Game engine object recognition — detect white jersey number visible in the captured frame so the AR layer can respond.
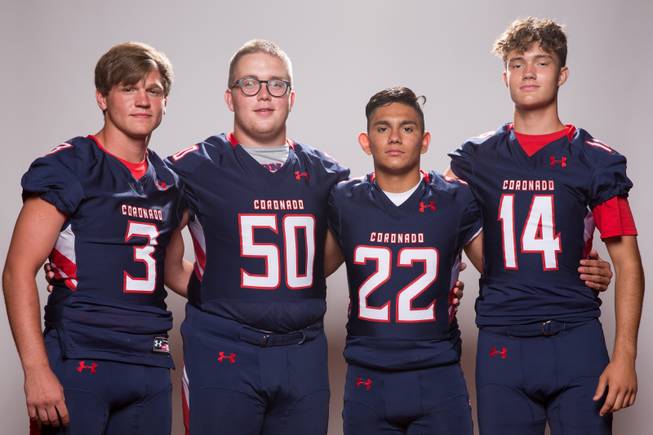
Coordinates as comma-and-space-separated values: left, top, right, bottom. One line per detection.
354, 246, 438, 323
498, 194, 561, 270
239, 214, 315, 289
124, 221, 159, 294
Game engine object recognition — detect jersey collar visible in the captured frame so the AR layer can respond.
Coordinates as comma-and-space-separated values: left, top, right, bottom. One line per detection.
227, 132, 295, 149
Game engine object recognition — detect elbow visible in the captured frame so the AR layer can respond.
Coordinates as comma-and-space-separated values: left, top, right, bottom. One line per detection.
2, 262, 14, 297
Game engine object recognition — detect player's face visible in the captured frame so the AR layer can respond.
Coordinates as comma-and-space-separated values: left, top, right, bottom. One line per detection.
503, 43, 568, 111
225, 52, 295, 145
359, 102, 430, 176
96, 69, 167, 141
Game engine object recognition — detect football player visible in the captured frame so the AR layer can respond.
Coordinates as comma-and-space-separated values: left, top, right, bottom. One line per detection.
163, 40, 613, 435
328, 87, 480, 435
447, 17, 644, 435
3, 42, 186, 435
34, 39, 468, 435
165, 40, 350, 435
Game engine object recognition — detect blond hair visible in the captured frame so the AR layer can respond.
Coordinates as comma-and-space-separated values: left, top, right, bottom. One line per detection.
228, 39, 293, 86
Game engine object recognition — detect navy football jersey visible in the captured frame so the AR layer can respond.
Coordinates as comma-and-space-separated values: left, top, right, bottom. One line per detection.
328, 171, 482, 370
21, 136, 184, 368
449, 124, 633, 327
167, 134, 349, 333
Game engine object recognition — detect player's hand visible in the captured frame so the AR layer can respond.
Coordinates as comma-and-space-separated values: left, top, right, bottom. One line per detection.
43, 263, 56, 293
593, 357, 637, 416
578, 250, 613, 292
450, 262, 467, 307
24, 366, 69, 427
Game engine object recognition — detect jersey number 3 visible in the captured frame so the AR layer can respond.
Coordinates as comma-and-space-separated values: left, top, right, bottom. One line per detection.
124, 221, 159, 294
498, 194, 561, 270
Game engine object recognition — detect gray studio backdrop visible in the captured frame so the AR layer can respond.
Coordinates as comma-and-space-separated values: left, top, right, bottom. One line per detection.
1, 1, 651, 434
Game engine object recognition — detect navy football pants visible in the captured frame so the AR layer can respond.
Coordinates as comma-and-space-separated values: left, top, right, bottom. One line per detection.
40, 329, 171, 435
343, 362, 473, 435
181, 306, 330, 435
476, 319, 612, 435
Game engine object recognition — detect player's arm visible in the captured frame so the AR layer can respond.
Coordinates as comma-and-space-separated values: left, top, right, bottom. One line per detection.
579, 250, 613, 292
593, 235, 644, 415
324, 228, 344, 278
2, 197, 69, 427
443, 167, 458, 180
463, 231, 484, 273
164, 211, 192, 297
446, 165, 482, 273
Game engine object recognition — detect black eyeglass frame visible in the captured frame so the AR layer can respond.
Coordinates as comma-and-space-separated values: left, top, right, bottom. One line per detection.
230, 78, 292, 97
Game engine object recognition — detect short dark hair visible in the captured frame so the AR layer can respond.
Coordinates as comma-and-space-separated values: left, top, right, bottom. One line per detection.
493, 17, 568, 67
365, 87, 426, 131
95, 42, 173, 96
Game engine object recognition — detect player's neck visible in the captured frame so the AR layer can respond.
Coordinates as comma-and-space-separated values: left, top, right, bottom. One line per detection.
512, 103, 565, 135
374, 168, 421, 193
94, 127, 148, 163
233, 125, 287, 148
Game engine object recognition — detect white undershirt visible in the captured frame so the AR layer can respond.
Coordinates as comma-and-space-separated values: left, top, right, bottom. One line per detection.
241, 144, 289, 172
381, 173, 424, 206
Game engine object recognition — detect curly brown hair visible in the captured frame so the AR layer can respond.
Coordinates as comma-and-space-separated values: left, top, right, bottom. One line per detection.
493, 17, 567, 67
95, 42, 173, 97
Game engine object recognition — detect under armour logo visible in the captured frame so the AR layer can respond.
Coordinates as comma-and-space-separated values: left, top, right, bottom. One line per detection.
549, 155, 567, 168
294, 171, 309, 181
355, 376, 373, 390
76, 360, 98, 374
152, 336, 170, 353
217, 352, 237, 364
419, 200, 436, 213
489, 346, 508, 359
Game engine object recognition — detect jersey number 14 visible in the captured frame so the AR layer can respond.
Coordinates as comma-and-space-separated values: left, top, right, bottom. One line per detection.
498, 194, 561, 270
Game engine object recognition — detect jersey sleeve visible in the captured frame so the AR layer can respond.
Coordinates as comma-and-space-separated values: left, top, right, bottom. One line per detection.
312, 147, 351, 182
165, 142, 210, 215
327, 184, 343, 240
448, 140, 477, 184
458, 186, 483, 247
592, 196, 638, 239
171, 181, 189, 225
21, 147, 83, 215
588, 145, 633, 208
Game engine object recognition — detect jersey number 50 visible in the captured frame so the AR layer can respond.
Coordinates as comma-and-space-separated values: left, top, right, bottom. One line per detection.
239, 214, 316, 290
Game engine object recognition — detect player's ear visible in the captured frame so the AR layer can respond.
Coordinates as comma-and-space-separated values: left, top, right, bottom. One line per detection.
502, 69, 508, 87
224, 89, 235, 112
557, 66, 569, 87
96, 89, 108, 112
288, 89, 296, 112
420, 131, 431, 154
358, 132, 372, 155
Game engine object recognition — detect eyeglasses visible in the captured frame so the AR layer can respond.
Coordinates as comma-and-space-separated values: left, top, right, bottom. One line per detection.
230, 77, 292, 97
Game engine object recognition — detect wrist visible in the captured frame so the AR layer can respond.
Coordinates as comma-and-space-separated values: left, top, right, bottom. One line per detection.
611, 348, 637, 364
22, 360, 52, 374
